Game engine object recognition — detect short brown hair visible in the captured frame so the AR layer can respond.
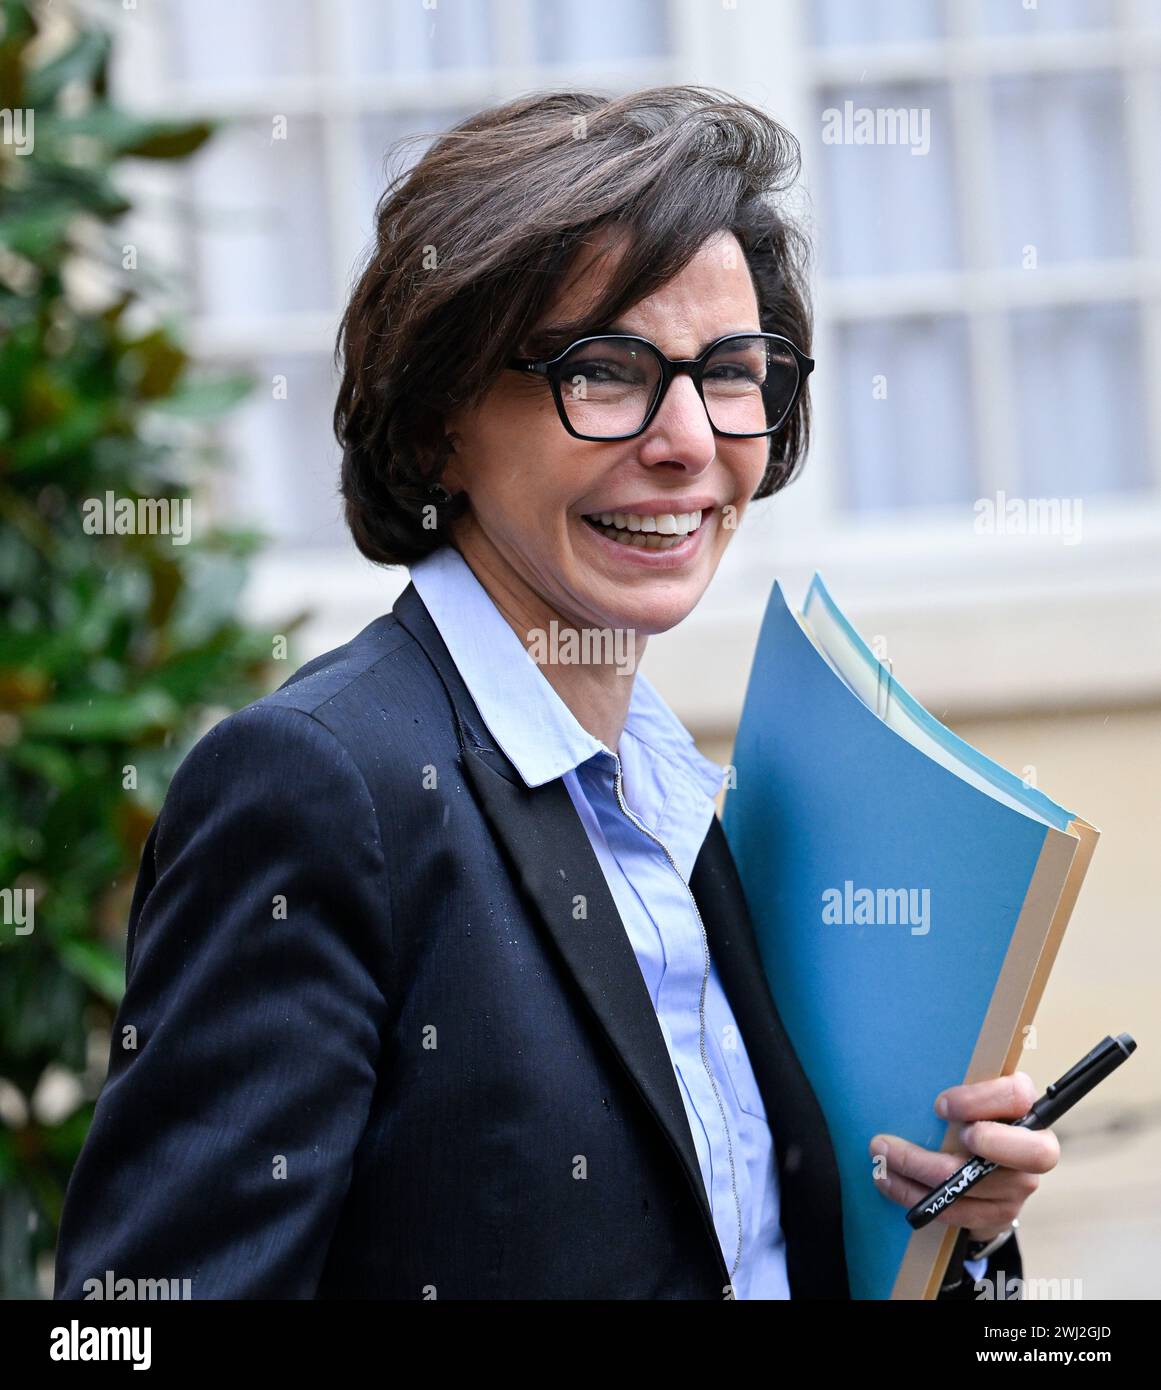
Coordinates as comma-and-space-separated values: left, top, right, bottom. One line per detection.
334, 84, 813, 567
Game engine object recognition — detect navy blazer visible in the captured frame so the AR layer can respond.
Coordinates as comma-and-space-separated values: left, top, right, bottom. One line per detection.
53, 580, 1021, 1299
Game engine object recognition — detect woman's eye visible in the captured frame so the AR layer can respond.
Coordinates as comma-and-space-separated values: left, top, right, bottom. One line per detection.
573, 360, 636, 383
706, 363, 763, 383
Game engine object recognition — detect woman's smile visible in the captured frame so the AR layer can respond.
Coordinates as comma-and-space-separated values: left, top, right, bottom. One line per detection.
576, 498, 717, 571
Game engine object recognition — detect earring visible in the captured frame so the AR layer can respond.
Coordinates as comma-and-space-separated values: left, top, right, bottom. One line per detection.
427, 482, 452, 504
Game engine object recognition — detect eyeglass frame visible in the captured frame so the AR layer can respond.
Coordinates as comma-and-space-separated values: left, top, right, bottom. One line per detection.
506, 330, 814, 442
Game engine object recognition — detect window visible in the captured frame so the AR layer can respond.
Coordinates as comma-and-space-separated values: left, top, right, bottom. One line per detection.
679, 0, 1161, 726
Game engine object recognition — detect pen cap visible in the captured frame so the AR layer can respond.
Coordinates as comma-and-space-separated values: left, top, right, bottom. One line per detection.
1037, 1033, 1136, 1125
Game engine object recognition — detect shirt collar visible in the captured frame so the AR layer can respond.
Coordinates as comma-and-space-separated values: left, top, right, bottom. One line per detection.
408, 543, 724, 802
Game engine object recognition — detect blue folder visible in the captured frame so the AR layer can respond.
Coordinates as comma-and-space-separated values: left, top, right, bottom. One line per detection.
721, 575, 1097, 1299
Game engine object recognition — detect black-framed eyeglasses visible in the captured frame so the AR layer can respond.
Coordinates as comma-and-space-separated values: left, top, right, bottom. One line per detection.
506, 331, 814, 442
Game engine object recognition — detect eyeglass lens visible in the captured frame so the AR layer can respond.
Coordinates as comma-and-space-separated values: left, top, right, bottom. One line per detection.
555, 335, 800, 438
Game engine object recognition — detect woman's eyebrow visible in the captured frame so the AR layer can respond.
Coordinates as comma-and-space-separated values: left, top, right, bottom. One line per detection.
522, 321, 763, 356
601, 323, 764, 353
520, 321, 579, 356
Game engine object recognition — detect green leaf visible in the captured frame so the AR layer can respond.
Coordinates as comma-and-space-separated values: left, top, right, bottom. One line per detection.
56, 939, 125, 1006
7, 401, 117, 473
21, 688, 180, 741
36, 110, 218, 162
5, 741, 77, 790
122, 120, 218, 162
0, 202, 75, 258
23, 31, 111, 107
120, 330, 188, 401
146, 372, 257, 419
12, 160, 133, 221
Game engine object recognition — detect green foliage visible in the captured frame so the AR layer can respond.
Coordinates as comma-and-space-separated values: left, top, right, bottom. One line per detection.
0, 0, 300, 1295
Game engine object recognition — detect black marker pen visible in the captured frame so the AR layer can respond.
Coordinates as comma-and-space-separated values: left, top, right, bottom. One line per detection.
906, 1032, 1137, 1231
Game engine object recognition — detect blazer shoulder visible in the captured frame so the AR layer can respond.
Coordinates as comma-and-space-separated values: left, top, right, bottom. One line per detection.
266, 610, 420, 716
278, 609, 450, 709
166, 610, 460, 815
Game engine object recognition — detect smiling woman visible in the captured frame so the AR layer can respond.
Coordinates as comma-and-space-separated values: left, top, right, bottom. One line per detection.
53, 84, 1037, 1303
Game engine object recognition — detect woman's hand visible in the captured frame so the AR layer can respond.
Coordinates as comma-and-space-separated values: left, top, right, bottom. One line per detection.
868, 1071, 1059, 1242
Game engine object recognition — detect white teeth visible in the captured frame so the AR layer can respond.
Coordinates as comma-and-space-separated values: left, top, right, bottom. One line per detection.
582, 508, 706, 551
585, 509, 703, 536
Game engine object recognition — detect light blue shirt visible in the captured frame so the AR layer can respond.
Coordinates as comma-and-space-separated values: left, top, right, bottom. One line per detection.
409, 543, 790, 1298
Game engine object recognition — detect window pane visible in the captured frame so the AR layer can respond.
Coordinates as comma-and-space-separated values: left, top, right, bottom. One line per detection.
813, 84, 960, 277
832, 316, 977, 511
187, 118, 333, 317
222, 354, 347, 550
988, 71, 1132, 268
976, 0, 1118, 36
533, 0, 670, 63
1010, 303, 1149, 498
336, 0, 496, 76
808, 0, 946, 46
168, 0, 320, 83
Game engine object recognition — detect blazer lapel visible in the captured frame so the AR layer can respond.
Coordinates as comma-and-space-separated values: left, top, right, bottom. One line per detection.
391, 581, 730, 1283
691, 816, 851, 1299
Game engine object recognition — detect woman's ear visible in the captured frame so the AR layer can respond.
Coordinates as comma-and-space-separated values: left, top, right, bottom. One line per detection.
442, 431, 464, 493
440, 399, 465, 489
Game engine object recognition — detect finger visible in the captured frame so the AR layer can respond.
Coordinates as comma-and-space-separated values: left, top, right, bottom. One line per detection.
919, 1164, 1039, 1209
960, 1120, 1060, 1173
868, 1137, 1039, 1204
900, 1162, 1039, 1204
869, 1134, 975, 1190
872, 1164, 1019, 1232
960, 1165, 1040, 1202
935, 1071, 1038, 1123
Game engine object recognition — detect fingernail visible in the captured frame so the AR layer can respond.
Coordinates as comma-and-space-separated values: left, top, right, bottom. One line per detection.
936, 1095, 949, 1118
869, 1137, 888, 1158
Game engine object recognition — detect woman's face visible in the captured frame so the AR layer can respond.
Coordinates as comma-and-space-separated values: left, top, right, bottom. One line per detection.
442, 227, 771, 638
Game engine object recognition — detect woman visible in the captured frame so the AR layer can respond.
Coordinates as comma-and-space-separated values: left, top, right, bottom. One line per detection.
54, 85, 1055, 1300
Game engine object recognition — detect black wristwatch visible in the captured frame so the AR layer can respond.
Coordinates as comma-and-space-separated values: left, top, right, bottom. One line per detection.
938, 1221, 1017, 1295
965, 1219, 1018, 1263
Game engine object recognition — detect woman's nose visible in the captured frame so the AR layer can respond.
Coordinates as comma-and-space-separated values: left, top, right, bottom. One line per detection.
646, 371, 717, 455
